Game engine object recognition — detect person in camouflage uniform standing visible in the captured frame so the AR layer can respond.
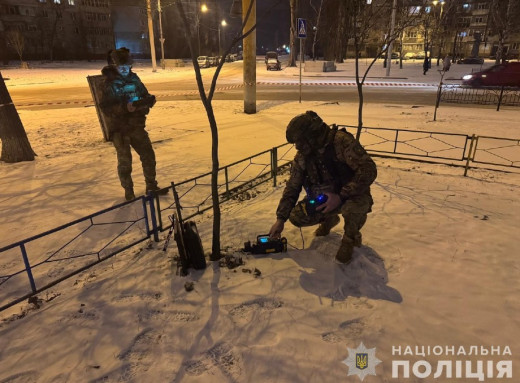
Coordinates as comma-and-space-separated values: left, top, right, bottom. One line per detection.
100, 47, 167, 201
269, 111, 377, 264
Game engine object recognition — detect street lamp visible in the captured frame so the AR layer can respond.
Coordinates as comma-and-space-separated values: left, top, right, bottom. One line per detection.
218, 19, 227, 57
432, 0, 446, 65
158, 0, 165, 68
197, 4, 208, 57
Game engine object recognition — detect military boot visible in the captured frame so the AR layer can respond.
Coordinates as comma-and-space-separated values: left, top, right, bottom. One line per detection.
315, 215, 340, 237
335, 236, 354, 264
125, 188, 136, 201
146, 183, 169, 196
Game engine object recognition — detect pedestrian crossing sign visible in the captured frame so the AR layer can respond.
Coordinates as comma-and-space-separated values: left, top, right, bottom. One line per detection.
297, 18, 307, 38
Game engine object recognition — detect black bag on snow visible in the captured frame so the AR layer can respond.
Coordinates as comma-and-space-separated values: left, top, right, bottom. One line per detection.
181, 221, 206, 270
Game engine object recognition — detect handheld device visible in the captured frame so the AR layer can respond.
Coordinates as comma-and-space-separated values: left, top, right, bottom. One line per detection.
304, 193, 328, 215
244, 235, 287, 255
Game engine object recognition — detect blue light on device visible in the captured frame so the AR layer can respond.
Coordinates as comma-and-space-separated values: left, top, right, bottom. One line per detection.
259, 237, 269, 243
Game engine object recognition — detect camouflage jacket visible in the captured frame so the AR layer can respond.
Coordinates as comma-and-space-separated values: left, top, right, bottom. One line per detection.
276, 126, 377, 221
99, 65, 152, 132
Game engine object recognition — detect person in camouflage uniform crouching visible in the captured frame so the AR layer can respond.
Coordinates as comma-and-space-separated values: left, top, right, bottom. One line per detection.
100, 47, 167, 201
269, 111, 377, 264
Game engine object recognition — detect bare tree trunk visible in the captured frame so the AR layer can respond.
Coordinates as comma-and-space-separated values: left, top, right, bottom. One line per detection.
49, 16, 59, 61
354, 34, 364, 141
495, 30, 505, 64
0, 73, 36, 162
176, 1, 257, 260
310, 0, 324, 61
289, 0, 297, 67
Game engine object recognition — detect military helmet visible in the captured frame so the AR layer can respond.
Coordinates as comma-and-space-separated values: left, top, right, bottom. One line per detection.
286, 110, 327, 144
107, 47, 133, 66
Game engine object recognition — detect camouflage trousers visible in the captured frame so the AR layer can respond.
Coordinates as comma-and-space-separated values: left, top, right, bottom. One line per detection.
112, 129, 157, 191
289, 193, 373, 247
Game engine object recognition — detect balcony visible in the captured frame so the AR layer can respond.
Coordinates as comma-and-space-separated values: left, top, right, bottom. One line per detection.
472, 9, 489, 16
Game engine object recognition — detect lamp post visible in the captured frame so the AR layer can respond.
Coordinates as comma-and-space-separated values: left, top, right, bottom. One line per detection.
218, 19, 227, 57
432, 0, 445, 66
158, 0, 165, 69
146, 0, 156, 72
386, 0, 398, 76
197, 4, 208, 57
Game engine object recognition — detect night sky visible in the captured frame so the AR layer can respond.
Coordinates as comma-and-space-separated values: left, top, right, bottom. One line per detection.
216, 0, 291, 53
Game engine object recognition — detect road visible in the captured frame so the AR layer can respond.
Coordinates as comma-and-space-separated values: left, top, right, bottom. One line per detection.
8, 60, 440, 109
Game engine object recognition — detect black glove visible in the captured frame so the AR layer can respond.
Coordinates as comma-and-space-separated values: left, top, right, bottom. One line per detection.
132, 95, 156, 110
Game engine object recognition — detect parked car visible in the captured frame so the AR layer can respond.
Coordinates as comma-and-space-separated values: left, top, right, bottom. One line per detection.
462, 62, 520, 87
265, 51, 278, 64
403, 52, 417, 60
382, 52, 400, 59
208, 56, 218, 66
266, 58, 281, 71
415, 51, 426, 59
197, 56, 210, 68
457, 57, 484, 64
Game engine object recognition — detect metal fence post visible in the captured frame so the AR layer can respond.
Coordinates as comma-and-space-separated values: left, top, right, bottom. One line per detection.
497, 86, 505, 111
20, 243, 37, 293
272, 147, 278, 187
146, 193, 159, 242
464, 134, 477, 177
434, 73, 444, 121
224, 166, 230, 197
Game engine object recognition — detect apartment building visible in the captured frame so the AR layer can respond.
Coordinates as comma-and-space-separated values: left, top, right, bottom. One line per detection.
0, 0, 114, 61
400, 0, 519, 60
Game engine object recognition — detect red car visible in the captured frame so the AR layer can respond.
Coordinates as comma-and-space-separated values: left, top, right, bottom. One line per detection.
462, 62, 520, 87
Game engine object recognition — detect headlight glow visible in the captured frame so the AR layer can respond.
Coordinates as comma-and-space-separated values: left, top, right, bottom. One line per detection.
462, 75, 473, 80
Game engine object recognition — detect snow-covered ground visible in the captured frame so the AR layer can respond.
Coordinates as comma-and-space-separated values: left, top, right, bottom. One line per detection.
0, 60, 519, 382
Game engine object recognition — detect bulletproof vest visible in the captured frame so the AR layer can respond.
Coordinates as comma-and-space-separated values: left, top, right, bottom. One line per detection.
303, 125, 355, 194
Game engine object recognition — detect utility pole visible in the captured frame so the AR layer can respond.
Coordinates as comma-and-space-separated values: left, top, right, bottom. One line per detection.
386, 0, 397, 76
158, 0, 165, 69
242, 0, 256, 114
146, 0, 157, 72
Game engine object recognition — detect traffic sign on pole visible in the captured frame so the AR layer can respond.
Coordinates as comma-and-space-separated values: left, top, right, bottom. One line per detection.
297, 18, 307, 38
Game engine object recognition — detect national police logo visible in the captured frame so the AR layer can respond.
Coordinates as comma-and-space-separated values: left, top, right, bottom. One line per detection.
342, 342, 381, 381
356, 353, 368, 370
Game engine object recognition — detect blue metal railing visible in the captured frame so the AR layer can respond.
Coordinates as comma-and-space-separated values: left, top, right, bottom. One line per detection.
2, 128, 519, 312
0, 196, 153, 311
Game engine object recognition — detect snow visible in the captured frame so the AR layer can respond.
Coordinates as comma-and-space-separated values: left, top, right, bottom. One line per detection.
0, 59, 519, 382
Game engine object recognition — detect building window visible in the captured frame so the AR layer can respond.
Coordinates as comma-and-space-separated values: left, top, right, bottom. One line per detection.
463, 3, 470, 9
54, 0, 61, 3
474, 17, 484, 23
68, 0, 75, 4
409, 6, 421, 14
406, 31, 418, 38
477, 3, 489, 10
